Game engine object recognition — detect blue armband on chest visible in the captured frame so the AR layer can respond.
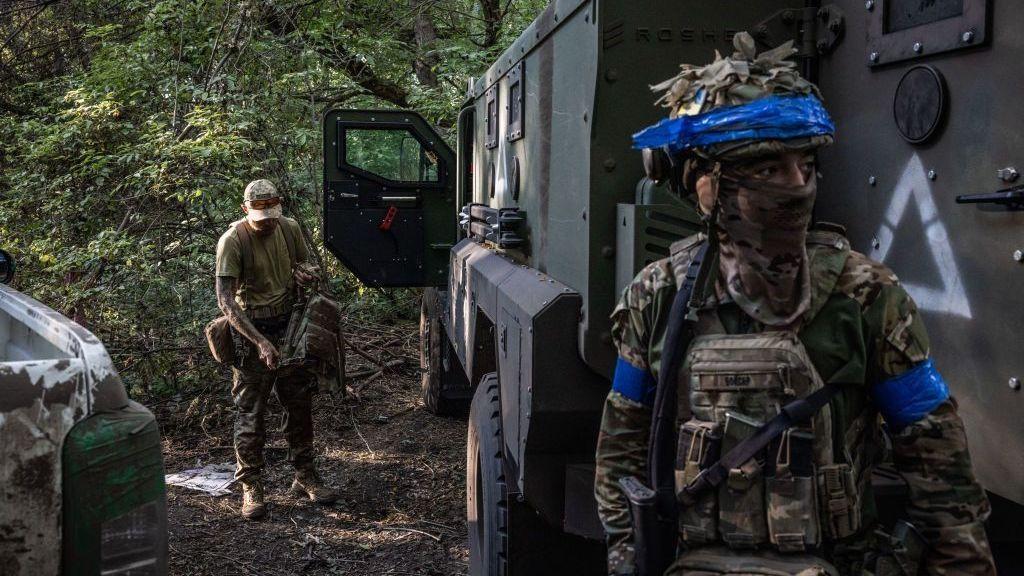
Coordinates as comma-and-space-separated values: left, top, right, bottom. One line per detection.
872, 358, 949, 429
612, 357, 657, 407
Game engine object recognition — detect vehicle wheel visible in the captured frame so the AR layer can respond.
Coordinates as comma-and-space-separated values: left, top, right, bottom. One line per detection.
467, 374, 607, 575
467, 374, 507, 576
420, 287, 469, 415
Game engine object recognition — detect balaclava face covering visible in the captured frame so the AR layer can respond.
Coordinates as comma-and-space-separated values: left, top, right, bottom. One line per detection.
713, 170, 816, 327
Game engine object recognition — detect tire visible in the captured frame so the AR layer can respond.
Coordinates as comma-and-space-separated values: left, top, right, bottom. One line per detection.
420, 287, 469, 416
467, 376, 607, 575
467, 374, 508, 576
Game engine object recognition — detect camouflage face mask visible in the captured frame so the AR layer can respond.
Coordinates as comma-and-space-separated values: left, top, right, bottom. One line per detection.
714, 174, 816, 327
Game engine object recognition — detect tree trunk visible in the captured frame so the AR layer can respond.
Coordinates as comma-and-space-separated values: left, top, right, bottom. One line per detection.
478, 0, 502, 49
410, 0, 439, 88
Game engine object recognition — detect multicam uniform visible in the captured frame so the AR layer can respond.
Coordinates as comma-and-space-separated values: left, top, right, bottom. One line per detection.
594, 229, 995, 575
215, 216, 317, 482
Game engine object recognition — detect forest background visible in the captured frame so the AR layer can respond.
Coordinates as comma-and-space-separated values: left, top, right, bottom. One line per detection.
0, 0, 544, 396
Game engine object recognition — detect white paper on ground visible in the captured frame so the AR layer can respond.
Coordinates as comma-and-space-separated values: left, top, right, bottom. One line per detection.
165, 463, 236, 497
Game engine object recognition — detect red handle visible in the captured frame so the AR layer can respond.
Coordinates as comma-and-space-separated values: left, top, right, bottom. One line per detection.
379, 205, 397, 231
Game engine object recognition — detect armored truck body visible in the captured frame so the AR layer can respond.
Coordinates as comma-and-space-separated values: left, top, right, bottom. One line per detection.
324, 0, 1024, 572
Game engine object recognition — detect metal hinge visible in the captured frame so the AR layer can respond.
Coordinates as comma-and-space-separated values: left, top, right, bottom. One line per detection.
460, 203, 526, 249
754, 4, 845, 57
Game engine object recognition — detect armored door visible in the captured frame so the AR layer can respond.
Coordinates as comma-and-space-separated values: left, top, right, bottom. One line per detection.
323, 110, 457, 287
814, 0, 1024, 506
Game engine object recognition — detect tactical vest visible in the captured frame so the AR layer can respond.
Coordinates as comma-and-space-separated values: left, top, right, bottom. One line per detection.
670, 227, 874, 569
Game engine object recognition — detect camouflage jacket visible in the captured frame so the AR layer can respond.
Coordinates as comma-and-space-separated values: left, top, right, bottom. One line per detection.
594, 228, 994, 576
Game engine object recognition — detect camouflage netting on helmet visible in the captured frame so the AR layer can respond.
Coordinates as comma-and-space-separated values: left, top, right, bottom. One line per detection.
651, 31, 833, 161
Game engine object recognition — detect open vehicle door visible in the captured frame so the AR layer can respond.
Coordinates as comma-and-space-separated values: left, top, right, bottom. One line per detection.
814, 0, 1024, 515
323, 109, 456, 287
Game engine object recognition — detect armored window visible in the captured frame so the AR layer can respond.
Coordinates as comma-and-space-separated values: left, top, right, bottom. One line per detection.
867, 0, 986, 67
507, 62, 524, 142
342, 127, 440, 183
885, 0, 963, 33
485, 86, 498, 149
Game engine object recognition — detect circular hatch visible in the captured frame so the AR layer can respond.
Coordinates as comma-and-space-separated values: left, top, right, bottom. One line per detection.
893, 65, 948, 145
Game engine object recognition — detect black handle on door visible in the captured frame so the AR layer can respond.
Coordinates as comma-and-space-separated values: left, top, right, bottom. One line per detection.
956, 186, 1024, 210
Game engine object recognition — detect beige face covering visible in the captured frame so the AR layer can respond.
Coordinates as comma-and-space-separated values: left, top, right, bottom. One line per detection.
247, 204, 282, 224
713, 174, 816, 327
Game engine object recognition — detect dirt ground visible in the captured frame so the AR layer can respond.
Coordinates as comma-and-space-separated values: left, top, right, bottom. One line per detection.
158, 319, 469, 576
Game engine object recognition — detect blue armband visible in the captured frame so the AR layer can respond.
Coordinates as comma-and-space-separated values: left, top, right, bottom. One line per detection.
612, 357, 657, 407
872, 358, 949, 430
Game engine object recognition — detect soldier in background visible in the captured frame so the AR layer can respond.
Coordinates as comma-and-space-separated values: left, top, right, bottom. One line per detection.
215, 179, 338, 520
594, 34, 995, 575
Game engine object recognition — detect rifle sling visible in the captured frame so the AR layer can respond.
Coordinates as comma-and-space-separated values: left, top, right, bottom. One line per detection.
647, 242, 709, 511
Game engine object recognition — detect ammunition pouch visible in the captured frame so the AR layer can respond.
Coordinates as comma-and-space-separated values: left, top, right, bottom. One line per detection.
718, 412, 768, 549
767, 429, 820, 552
204, 315, 234, 365
676, 420, 721, 543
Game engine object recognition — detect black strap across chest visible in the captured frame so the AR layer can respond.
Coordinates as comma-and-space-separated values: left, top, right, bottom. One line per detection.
647, 243, 709, 518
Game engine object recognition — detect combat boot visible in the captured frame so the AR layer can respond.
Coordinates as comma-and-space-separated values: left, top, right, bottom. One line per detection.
240, 479, 266, 520
290, 470, 339, 504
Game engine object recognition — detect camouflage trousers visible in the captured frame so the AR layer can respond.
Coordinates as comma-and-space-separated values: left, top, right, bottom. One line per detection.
231, 315, 315, 483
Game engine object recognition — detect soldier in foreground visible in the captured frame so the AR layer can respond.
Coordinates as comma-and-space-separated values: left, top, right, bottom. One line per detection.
215, 179, 338, 519
594, 34, 994, 575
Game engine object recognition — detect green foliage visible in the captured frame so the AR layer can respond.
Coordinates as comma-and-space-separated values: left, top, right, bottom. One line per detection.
0, 0, 546, 397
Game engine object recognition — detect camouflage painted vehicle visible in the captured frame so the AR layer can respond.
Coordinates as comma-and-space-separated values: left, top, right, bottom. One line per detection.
0, 250, 168, 575
323, 0, 1024, 573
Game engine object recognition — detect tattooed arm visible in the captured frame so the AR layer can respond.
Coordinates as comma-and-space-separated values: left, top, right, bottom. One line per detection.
216, 276, 278, 369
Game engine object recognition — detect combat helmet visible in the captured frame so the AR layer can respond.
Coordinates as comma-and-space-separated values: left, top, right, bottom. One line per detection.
634, 32, 835, 189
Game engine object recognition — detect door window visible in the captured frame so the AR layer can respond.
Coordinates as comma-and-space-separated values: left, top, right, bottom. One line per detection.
344, 128, 440, 182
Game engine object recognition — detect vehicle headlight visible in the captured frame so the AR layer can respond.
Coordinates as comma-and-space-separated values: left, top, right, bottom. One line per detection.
100, 501, 162, 575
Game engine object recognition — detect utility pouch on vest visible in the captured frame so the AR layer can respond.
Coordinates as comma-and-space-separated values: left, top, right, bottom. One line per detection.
766, 428, 821, 552
817, 463, 861, 539
676, 420, 721, 543
204, 315, 234, 365
718, 411, 768, 549
871, 521, 926, 576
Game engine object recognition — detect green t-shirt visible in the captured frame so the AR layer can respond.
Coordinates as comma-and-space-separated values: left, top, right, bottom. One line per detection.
215, 216, 308, 316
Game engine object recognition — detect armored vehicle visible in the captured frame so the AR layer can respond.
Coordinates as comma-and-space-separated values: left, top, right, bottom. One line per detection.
323, 0, 1024, 572
0, 250, 168, 575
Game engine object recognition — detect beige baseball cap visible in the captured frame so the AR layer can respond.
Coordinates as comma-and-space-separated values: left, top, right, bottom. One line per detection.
243, 179, 279, 202
243, 179, 283, 221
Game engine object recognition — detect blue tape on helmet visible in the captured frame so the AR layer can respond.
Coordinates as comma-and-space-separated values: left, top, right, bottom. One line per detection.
612, 357, 657, 406
872, 358, 950, 430
632, 94, 836, 154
